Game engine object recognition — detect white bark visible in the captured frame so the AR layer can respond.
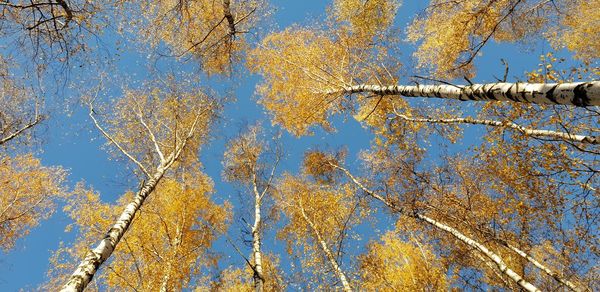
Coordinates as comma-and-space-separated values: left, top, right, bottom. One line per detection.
416, 214, 540, 292
502, 242, 581, 292
298, 203, 352, 292
393, 113, 599, 144
329, 81, 600, 107
331, 163, 540, 292
61, 166, 167, 292
251, 174, 265, 292
62, 108, 204, 292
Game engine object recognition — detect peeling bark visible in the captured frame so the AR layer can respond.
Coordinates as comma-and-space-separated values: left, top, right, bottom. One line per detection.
328, 81, 600, 107
222, 0, 236, 35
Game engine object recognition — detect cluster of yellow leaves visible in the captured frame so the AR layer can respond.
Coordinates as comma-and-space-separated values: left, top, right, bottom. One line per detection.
204, 253, 285, 291
408, 0, 535, 77
0, 57, 41, 147
130, 0, 266, 75
275, 173, 362, 287
0, 154, 66, 250
48, 174, 230, 291
359, 232, 447, 291
249, 27, 352, 135
551, 0, 600, 61
332, 0, 400, 41
222, 125, 263, 183
408, 0, 599, 77
249, 0, 401, 136
97, 81, 218, 170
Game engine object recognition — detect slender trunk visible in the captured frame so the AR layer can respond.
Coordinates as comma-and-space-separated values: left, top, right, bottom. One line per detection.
160, 222, 183, 292
503, 242, 582, 292
61, 166, 167, 292
416, 214, 540, 292
252, 177, 265, 292
298, 204, 352, 292
331, 163, 540, 292
328, 81, 600, 107
0, 115, 42, 146
222, 0, 236, 35
159, 262, 172, 292
393, 113, 598, 144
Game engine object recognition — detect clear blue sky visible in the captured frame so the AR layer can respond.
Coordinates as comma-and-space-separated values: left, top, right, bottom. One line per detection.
0, 1, 569, 290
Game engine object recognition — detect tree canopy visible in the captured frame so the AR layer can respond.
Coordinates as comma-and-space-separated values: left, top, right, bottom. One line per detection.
0, 0, 598, 291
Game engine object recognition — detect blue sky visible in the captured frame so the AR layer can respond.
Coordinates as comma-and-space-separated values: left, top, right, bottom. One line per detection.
0, 1, 574, 290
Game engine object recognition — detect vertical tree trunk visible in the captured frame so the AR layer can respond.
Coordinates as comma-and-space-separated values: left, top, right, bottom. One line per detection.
298, 204, 352, 292
61, 166, 167, 292
252, 178, 265, 292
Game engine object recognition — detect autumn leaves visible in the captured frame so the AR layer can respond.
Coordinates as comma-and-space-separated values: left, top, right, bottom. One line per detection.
0, 0, 598, 291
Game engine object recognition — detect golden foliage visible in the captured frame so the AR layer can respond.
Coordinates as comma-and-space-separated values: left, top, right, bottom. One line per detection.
48, 175, 230, 291
332, 0, 400, 41
408, 0, 600, 77
359, 232, 448, 291
249, 27, 352, 135
206, 254, 285, 291
275, 173, 363, 288
95, 80, 218, 171
0, 154, 66, 250
130, 0, 267, 75
222, 125, 263, 183
551, 0, 600, 61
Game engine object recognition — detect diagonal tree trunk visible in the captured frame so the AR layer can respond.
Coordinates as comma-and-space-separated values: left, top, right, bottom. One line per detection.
61, 104, 204, 292
298, 201, 352, 292
328, 81, 600, 107
330, 163, 544, 292
392, 113, 599, 144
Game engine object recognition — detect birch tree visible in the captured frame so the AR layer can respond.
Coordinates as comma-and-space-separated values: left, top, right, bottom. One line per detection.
0, 154, 66, 251
0, 56, 69, 252
47, 173, 229, 291
222, 125, 281, 292
59, 80, 219, 291
308, 148, 593, 291
407, 0, 600, 78
275, 170, 364, 292
124, 0, 268, 75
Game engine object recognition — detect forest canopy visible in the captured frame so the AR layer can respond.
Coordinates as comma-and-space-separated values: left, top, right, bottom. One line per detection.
0, 0, 598, 291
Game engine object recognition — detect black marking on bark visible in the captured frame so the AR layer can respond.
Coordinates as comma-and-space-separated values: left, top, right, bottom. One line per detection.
484, 85, 498, 101
572, 83, 592, 107
545, 84, 560, 104
505, 84, 517, 102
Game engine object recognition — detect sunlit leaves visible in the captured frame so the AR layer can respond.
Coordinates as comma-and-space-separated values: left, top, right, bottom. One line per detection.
93, 79, 218, 172
408, 0, 599, 77
359, 232, 448, 291
0, 154, 66, 251
249, 27, 352, 135
130, 0, 267, 75
48, 176, 229, 291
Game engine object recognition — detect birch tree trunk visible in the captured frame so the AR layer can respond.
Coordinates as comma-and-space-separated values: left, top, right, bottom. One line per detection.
330, 163, 542, 292
251, 176, 265, 292
61, 166, 167, 292
415, 214, 540, 292
393, 113, 599, 144
329, 81, 600, 107
298, 203, 352, 292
